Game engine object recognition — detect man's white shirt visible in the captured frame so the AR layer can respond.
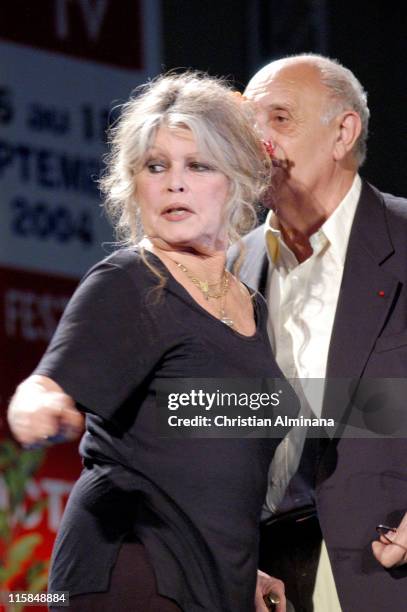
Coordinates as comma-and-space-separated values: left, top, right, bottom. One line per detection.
264, 174, 361, 511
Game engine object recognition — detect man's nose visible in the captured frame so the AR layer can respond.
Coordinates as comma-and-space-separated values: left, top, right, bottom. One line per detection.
256, 117, 274, 142
255, 118, 278, 154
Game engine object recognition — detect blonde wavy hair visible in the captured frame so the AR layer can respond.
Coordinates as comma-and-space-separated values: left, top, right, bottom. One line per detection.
100, 72, 272, 247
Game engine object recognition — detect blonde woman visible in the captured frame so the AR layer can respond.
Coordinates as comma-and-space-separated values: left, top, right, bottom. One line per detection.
8, 73, 286, 611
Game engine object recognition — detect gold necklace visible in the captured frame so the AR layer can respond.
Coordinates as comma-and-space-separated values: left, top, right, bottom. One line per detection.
175, 261, 228, 300
174, 261, 235, 328
219, 290, 234, 328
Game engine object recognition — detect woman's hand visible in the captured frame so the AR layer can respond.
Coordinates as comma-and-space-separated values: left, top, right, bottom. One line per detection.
255, 569, 286, 612
7, 374, 84, 446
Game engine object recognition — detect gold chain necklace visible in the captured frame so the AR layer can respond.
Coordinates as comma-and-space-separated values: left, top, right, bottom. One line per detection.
174, 261, 228, 300
174, 261, 235, 328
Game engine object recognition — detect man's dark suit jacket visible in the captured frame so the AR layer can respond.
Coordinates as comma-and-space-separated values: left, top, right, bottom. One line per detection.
233, 181, 407, 611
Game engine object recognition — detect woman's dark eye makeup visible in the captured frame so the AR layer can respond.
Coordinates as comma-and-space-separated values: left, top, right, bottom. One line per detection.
145, 157, 215, 173
147, 162, 165, 173
188, 161, 215, 171
145, 157, 166, 172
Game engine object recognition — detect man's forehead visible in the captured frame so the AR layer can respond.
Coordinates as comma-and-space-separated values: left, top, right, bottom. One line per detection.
246, 60, 284, 88
245, 60, 323, 97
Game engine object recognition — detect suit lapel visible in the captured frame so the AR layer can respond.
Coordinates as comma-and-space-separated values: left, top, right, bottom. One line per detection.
323, 182, 400, 421
239, 225, 269, 292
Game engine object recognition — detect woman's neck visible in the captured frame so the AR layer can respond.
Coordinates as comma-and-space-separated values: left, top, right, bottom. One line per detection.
148, 242, 227, 285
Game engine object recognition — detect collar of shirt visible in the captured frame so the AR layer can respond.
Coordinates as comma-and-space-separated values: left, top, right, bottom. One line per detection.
264, 174, 362, 268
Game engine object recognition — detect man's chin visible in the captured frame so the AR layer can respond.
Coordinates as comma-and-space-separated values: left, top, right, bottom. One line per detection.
261, 189, 278, 211
262, 173, 287, 210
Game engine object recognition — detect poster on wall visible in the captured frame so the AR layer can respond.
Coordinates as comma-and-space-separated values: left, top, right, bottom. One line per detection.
0, 0, 161, 601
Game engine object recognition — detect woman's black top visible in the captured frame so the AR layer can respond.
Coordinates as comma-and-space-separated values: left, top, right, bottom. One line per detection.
35, 248, 284, 612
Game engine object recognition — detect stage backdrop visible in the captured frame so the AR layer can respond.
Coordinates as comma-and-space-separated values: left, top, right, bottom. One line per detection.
0, 1, 161, 607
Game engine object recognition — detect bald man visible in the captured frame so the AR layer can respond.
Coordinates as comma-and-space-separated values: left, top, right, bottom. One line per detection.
231, 54, 407, 611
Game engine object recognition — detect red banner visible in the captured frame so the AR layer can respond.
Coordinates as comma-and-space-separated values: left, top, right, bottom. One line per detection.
0, 267, 81, 607
0, 266, 78, 411
0, 0, 143, 69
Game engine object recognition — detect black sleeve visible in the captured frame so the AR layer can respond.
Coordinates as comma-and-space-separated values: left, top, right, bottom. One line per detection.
34, 257, 162, 419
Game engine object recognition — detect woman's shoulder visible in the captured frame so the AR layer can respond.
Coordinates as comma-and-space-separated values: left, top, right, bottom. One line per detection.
97, 246, 146, 270
71, 247, 165, 307
83, 247, 159, 283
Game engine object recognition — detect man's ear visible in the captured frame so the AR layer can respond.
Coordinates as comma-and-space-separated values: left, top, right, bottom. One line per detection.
333, 111, 362, 161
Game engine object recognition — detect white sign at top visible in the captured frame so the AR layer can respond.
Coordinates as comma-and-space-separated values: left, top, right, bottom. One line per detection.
0, 0, 161, 278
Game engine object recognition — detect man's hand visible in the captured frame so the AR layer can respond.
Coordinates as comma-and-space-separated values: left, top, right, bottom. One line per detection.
372, 512, 407, 568
255, 569, 286, 612
7, 374, 84, 446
